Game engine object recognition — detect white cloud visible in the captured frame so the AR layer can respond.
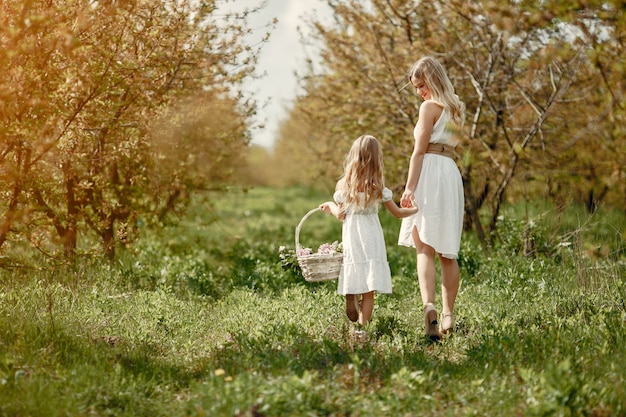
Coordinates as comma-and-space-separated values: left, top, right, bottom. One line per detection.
222, 0, 332, 149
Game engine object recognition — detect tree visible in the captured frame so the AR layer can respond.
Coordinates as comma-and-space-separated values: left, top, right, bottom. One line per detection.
444, 0, 590, 241
541, 1, 626, 212
275, 0, 625, 246
0, 0, 262, 259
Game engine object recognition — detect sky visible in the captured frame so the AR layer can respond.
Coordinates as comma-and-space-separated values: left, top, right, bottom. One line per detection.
225, 0, 333, 149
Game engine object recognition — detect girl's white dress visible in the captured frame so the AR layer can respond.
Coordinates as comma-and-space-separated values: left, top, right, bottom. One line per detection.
333, 188, 393, 295
398, 109, 464, 259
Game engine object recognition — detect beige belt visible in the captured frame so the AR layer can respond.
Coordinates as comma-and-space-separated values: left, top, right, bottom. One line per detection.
426, 143, 455, 159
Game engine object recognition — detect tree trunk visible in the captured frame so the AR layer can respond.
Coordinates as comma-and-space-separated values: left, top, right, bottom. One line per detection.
461, 165, 487, 247
62, 160, 78, 257
102, 217, 116, 260
0, 149, 24, 250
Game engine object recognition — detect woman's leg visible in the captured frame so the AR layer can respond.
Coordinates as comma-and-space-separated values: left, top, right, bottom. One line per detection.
438, 254, 459, 315
438, 254, 459, 333
412, 226, 436, 306
359, 291, 375, 325
412, 227, 441, 339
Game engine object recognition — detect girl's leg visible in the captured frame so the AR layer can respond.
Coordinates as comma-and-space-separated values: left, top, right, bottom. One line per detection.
359, 291, 375, 325
345, 294, 359, 322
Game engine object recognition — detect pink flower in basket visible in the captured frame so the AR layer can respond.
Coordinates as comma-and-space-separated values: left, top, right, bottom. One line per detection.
318, 243, 332, 254
317, 240, 342, 255
296, 247, 313, 257
291, 207, 343, 282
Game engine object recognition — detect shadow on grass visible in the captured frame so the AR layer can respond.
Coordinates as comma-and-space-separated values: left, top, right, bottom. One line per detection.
205, 316, 473, 383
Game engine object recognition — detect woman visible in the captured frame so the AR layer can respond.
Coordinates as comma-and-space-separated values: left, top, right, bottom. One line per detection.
398, 56, 465, 341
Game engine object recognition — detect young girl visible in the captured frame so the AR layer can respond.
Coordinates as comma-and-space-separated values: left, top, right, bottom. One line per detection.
320, 135, 418, 326
398, 56, 465, 340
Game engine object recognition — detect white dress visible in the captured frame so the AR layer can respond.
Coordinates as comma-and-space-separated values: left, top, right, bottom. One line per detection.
398, 109, 464, 259
334, 188, 393, 295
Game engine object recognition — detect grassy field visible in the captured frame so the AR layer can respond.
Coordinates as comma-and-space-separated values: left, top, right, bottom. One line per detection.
1, 186, 625, 416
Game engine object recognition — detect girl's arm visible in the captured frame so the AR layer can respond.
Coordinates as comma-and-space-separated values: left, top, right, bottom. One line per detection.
320, 201, 345, 221
383, 199, 418, 219
400, 100, 442, 208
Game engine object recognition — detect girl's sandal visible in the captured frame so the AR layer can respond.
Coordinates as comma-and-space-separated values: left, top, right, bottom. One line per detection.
423, 303, 441, 341
440, 312, 455, 335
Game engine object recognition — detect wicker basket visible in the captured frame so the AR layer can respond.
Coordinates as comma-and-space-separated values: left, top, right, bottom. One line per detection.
295, 207, 343, 282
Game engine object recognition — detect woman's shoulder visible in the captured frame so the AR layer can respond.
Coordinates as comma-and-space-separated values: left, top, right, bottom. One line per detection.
418, 100, 444, 126
419, 100, 444, 117
422, 99, 444, 109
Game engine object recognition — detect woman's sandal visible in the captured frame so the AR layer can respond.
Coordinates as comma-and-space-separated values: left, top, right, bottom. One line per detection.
440, 312, 455, 335
345, 294, 360, 322
423, 303, 441, 341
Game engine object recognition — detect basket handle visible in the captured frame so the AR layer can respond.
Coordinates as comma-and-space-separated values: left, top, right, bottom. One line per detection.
295, 207, 322, 250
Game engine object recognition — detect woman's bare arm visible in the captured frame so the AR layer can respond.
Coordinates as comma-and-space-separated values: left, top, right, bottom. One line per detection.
400, 101, 442, 208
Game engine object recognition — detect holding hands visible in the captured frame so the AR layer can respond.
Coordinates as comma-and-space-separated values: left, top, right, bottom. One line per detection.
400, 189, 416, 209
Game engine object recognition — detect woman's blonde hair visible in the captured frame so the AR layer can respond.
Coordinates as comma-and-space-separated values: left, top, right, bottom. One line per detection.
409, 56, 465, 126
337, 135, 385, 209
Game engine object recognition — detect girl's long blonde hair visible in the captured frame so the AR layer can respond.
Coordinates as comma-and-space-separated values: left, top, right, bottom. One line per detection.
409, 56, 465, 126
336, 135, 385, 209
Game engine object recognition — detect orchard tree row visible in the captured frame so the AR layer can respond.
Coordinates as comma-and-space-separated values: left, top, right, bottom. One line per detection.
270, 0, 625, 245
0, 0, 265, 259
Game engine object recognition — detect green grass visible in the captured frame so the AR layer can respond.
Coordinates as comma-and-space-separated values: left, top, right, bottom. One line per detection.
0, 186, 625, 416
